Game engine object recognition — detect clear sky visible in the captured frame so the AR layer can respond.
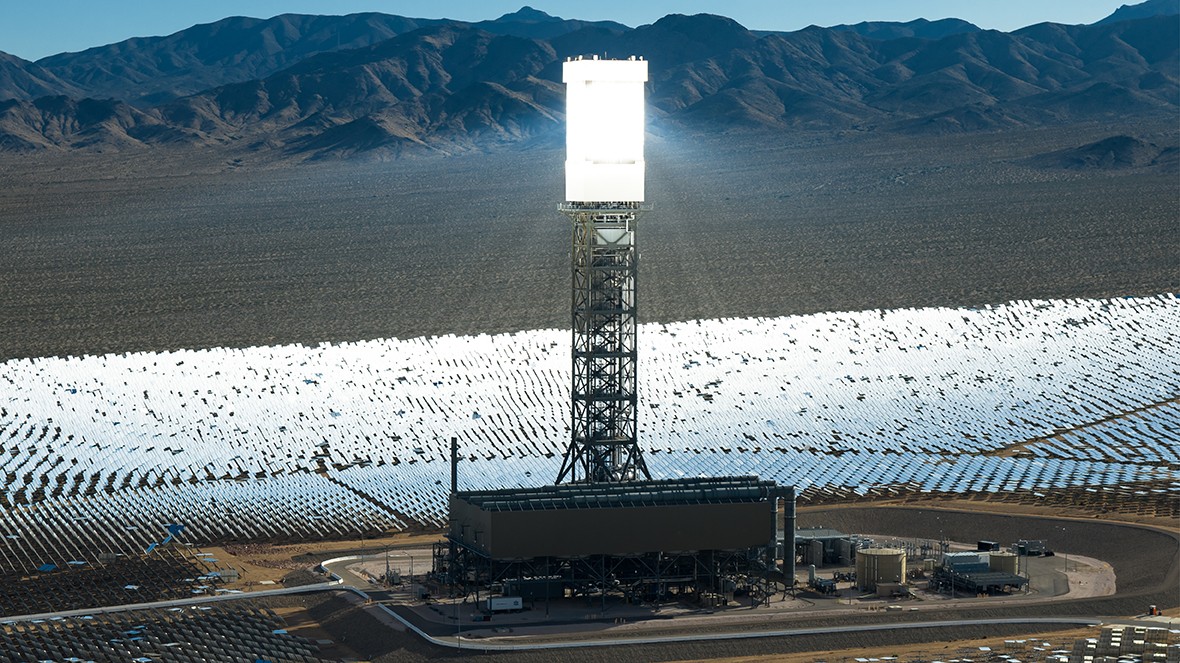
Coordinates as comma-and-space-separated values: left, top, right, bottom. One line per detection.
3, 0, 1135, 61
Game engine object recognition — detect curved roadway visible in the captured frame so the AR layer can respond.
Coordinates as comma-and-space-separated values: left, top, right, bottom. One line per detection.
1, 507, 1173, 659
319, 555, 1122, 654
322, 505, 1179, 654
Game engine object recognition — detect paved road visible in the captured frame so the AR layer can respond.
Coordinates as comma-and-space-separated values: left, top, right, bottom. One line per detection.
321, 555, 1115, 652
383, 607, 1107, 653
0, 580, 341, 625
2, 553, 1160, 655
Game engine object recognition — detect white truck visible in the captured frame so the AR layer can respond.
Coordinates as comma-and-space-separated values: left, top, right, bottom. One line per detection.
484, 596, 523, 613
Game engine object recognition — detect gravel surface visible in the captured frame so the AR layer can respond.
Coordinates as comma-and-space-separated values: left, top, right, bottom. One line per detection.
1, 122, 1176, 360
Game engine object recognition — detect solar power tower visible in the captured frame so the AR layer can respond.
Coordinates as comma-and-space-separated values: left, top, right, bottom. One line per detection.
556, 55, 651, 484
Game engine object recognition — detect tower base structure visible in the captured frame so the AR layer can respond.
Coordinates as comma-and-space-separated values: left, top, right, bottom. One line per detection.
432, 477, 795, 606
557, 202, 650, 484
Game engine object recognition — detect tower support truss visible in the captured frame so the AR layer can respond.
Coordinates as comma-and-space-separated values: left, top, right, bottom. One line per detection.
556, 202, 651, 484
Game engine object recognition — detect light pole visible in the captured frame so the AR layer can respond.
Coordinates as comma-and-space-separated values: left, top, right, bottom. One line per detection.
384, 546, 390, 588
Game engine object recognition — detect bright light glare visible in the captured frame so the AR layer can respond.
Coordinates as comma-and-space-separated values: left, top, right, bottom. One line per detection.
564, 58, 647, 202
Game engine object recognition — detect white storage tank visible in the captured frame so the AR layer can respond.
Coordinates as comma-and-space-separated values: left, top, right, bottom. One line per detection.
989, 551, 1020, 575
856, 548, 906, 591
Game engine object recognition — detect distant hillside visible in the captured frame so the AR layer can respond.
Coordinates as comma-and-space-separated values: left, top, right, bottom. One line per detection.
19, 8, 629, 107
552, 13, 759, 74
652, 15, 1178, 131
155, 25, 562, 158
1097, 0, 1180, 24
1029, 134, 1179, 171
827, 18, 980, 41
0, 9, 1176, 157
473, 6, 630, 39
0, 96, 178, 151
31, 13, 448, 106
0, 51, 83, 102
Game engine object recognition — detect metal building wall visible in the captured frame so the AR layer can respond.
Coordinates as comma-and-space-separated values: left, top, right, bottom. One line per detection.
449, 496, 773, 559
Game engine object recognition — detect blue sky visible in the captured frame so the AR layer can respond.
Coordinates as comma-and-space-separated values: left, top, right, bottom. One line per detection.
4, 1, 1135, 61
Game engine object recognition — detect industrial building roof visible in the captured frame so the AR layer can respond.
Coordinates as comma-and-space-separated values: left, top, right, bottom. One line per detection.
952, 571, 1028, 587
455, 476, 785, 512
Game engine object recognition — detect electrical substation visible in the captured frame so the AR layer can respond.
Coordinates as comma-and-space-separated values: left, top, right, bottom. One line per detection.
433, 55, 796, 607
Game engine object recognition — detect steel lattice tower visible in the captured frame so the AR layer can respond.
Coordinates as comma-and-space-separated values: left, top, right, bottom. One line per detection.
554, 55, 651, 484
555, 202, 650, 484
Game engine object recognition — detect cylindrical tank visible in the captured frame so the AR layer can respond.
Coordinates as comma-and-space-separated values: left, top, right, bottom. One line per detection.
808, 564, 816, 584
856, 548, 906, 591
989, 551, 1019, 575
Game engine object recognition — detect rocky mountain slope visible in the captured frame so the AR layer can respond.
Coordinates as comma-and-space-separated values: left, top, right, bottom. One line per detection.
1028, 134, 1179, 170
0, 52, 83, 102
825, 18, 981, 41
1097, 0, 1179, 24
0, 7, 627, 106
0, 4, 1175, 157
31, 13, 445, 106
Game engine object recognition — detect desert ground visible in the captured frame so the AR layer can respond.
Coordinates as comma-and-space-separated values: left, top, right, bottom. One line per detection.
0, 120, 1176, 360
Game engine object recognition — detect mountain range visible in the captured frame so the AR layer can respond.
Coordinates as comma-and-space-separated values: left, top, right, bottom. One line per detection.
0, 2, 1176, 156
